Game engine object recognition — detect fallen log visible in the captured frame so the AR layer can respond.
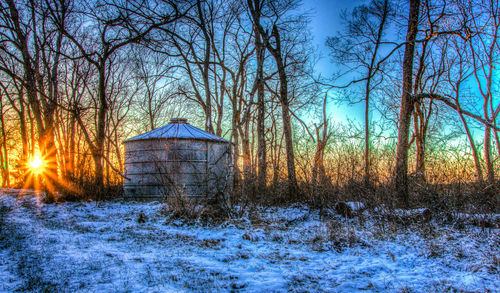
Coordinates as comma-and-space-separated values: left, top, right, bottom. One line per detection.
335, 202, 366, 218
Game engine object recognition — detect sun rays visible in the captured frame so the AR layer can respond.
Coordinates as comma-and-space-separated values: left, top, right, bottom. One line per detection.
19, 151, 80, 198
29, 156, 43, 172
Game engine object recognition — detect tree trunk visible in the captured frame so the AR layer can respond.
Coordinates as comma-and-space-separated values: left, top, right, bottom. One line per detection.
270, 114, 283, 187
280, 99, 298, 197
241, 120, 251, 180
19, 100, 28, 166
231, 99, 241, 192
6, 0, 60, 193
394, 0, 421, 207
415, 132, 425, 175
28, 108, 35, 158
411, 37, 431, 177
94, 66, 107, 188
413, 103, 426, 175
0, 99, 9, 186
493, 129, 500, 162
484, 126, 494, 183
43, 24, 65, 185
197, 1, 213, 134
0, 147, 5, 187
273, 132, 284, 188
363, 86, 371, 184
458, 111, 483, 182
312, 141, 326, 187
272, 26, 298, 198
247, 2, 297, 197
68, 114, 76, 179
312, 93, 331, 191
255, 28, 267, 190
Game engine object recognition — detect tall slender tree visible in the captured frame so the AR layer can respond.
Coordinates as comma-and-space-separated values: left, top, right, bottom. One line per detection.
247, 0, 305, 197
394, 0, 421, 206
327, 0, 390, 185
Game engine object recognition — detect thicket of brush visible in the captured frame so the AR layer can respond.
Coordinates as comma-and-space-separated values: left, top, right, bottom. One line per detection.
28, 142, 497, 220
125, 174, 498, 229
234, 176, 497, 212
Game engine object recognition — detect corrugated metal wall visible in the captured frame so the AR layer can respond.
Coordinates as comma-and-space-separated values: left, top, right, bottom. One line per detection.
123, 139, 232, 201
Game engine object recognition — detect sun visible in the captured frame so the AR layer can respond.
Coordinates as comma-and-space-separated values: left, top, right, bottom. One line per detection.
29, 156, 43, 171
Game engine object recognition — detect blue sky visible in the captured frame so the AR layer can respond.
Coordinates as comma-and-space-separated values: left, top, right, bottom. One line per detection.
300, 0, 499, 145
302, 0, 364, 74
301, 0, 368, 125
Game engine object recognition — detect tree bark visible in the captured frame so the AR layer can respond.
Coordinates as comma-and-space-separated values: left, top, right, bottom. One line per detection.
247, 0, 298, 198
272, 26, 298, 197
394, 0, 421, 207
67, 114, 76, 179
484, 126, 494, 183
255, 27, 267, 190
94, 66, 107, 188
197, 1, 214, 134
458, 110, 483, 182
0, 98, 9, 186
241, 119, 252, 188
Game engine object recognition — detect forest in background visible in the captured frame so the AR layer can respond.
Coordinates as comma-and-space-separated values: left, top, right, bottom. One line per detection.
0, 0, 498, 210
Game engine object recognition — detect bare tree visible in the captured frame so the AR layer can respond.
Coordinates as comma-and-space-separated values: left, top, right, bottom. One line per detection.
56, 0, 186, 188
311, 93, 332, 189
161, 1, 217, 134
444, 37, 483, 182
0, 87, 10, 186
0, 78, 28, 179
327, 0, 391, 185
132, 51, 179, 132
394, 0, 421, 206
255, 19, 267, 189
247, 0, 306, 197
463, 0, 500, 184
0, 0, 69, 192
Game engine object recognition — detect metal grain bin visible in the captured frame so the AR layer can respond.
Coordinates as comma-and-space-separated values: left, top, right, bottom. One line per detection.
123, 118, 232, 201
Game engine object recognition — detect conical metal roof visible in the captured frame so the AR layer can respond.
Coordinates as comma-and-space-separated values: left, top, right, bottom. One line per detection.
123, 118, 230, 143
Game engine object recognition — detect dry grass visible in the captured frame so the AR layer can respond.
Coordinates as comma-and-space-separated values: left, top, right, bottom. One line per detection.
160, 193, 230, 225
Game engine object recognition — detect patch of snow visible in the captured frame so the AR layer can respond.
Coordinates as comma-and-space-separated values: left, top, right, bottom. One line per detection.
0, 191, 498, 292
346, 201, 365, 211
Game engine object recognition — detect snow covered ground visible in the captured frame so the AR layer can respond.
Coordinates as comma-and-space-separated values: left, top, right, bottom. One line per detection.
0, 190, 498, 292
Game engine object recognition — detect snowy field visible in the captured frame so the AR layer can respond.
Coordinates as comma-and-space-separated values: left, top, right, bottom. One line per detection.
0, 190, 498, 292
